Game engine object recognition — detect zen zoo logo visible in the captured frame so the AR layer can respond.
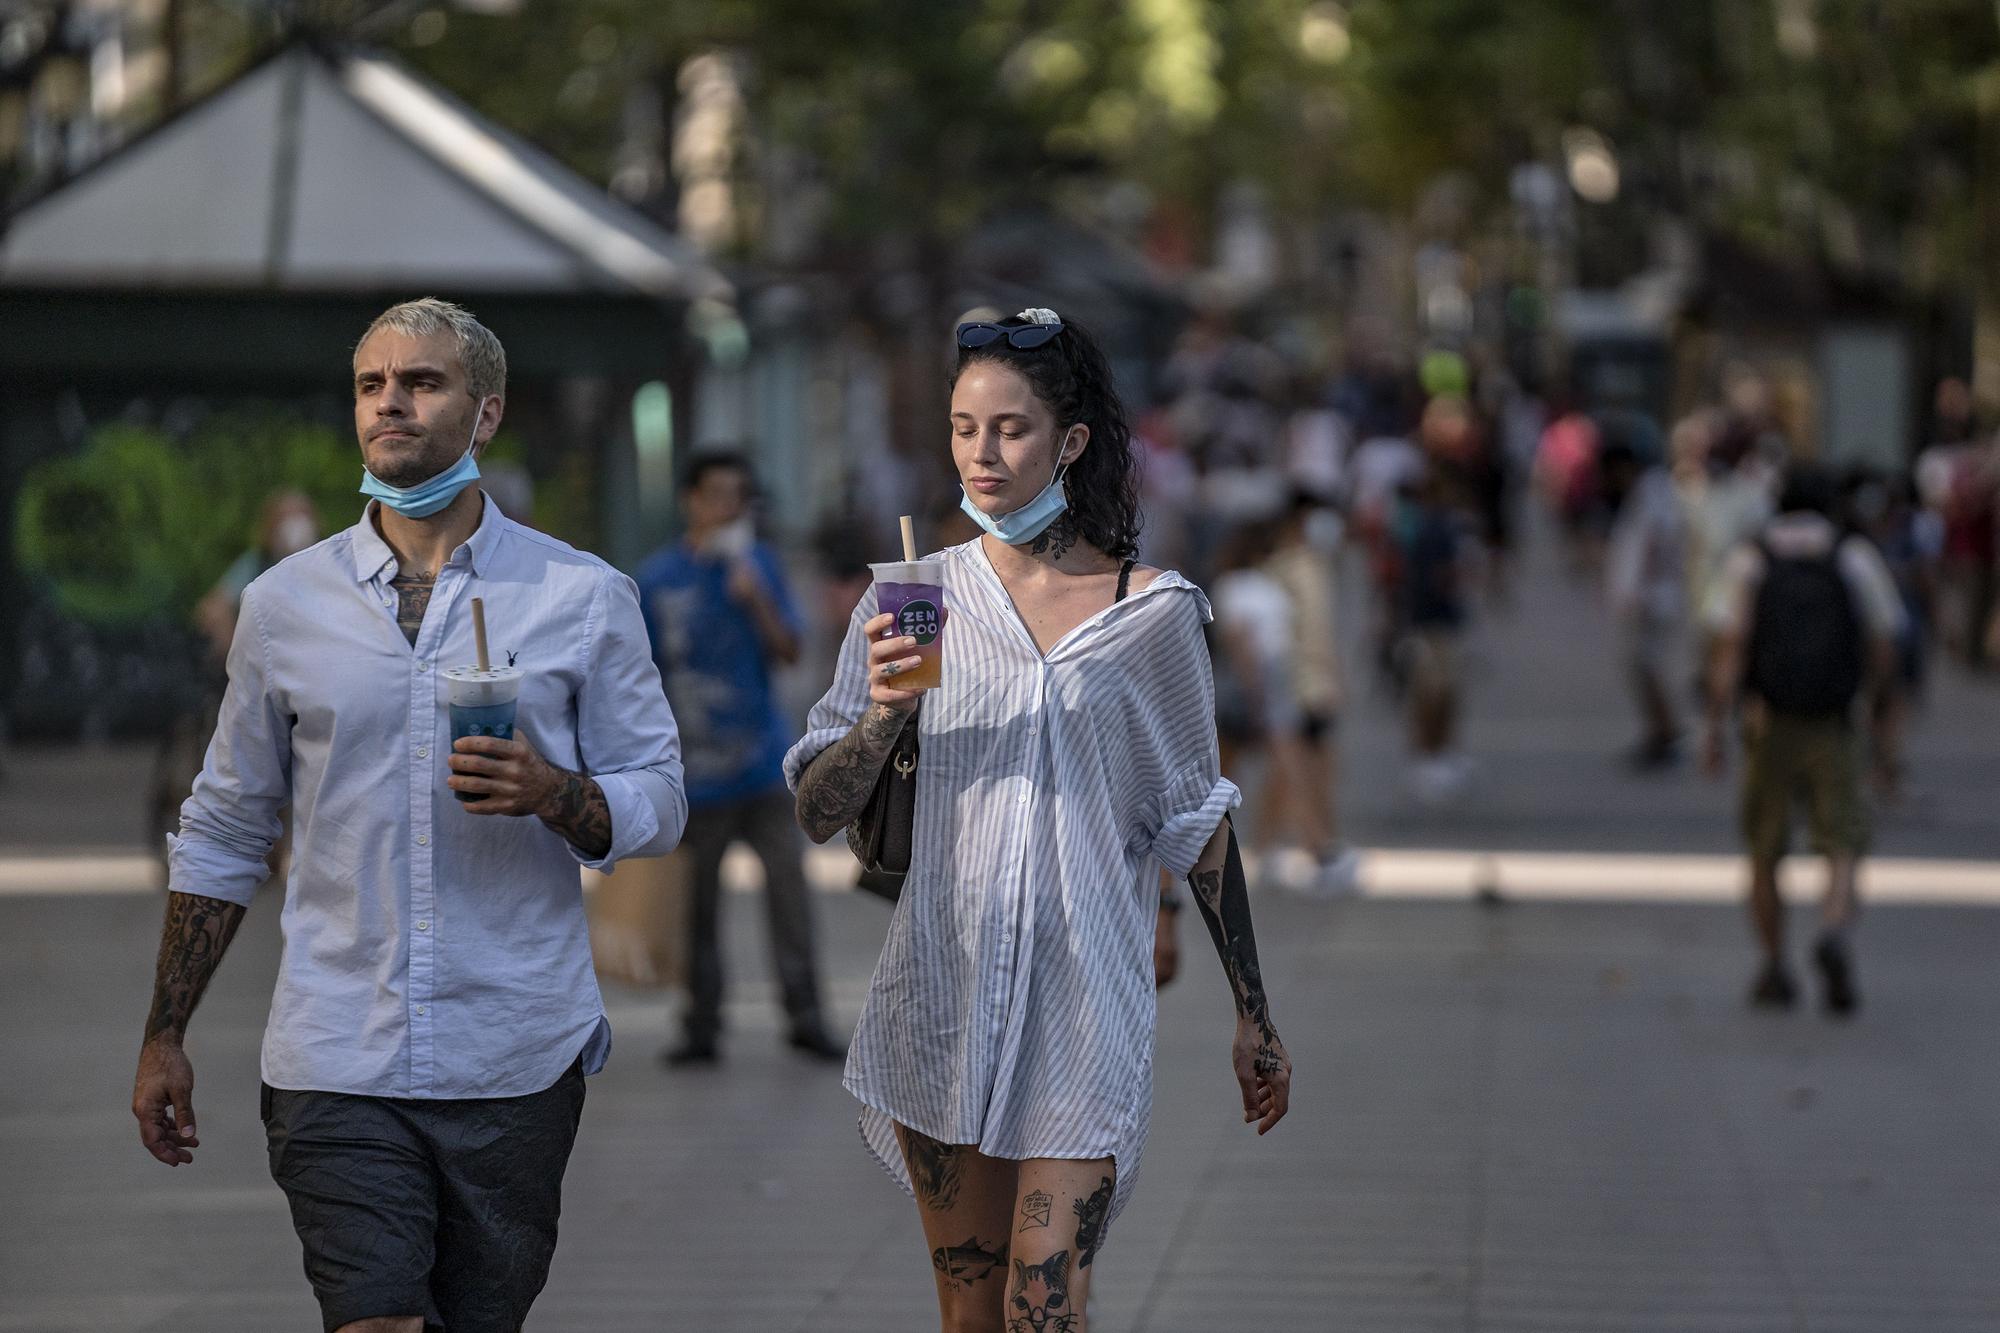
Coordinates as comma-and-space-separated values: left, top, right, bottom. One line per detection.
897, 599, 941, 646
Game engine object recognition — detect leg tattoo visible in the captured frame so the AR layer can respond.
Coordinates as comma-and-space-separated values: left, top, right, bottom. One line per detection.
1019, 1189, 1054, 1231
901, 1128, 964, 1210
1007, 1250, 1077, 1333
932, 1235, 1008, 1288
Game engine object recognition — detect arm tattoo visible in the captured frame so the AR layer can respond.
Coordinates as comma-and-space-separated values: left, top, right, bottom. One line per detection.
794, 702, 911, 843
1027, 511, 1079, 561
1008, 1250, 1077, 1333
539, 769, 614, 859
389, 570, 435, 647
933, 1235, 1009, 1287
1188, 821, 1277, 1048
1072, 1176, 1112, 1269
898, 1125, 964, 1209
143, 892, 247, 1044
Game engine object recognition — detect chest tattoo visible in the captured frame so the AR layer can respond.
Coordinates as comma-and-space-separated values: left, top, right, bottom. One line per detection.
390, 571, 435, 647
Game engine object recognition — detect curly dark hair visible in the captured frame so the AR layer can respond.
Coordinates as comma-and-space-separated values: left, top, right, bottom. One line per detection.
950, 313, 1142, 561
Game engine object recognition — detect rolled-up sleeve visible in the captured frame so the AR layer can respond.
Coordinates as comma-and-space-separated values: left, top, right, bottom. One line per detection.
572, 570, 686, 872
1135, 591, 1241, 877
782, 586, 877, 793
167, 586, 292, 907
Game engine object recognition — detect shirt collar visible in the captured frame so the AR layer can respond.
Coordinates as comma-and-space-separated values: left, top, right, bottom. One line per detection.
349, 492, 508, 583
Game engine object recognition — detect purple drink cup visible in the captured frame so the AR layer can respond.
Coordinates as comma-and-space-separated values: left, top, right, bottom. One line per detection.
869, 559, 946, 690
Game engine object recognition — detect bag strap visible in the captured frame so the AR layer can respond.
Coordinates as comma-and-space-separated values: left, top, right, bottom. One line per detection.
1116, 558, 1136, 602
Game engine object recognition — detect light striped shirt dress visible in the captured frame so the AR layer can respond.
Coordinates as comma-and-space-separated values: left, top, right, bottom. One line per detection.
783, 538, 1240, 1229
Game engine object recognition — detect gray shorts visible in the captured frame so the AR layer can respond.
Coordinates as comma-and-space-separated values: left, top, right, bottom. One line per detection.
262, 1057, 586, 1333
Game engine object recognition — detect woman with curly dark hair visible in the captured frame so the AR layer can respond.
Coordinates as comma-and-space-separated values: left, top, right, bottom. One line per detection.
786, 308, 1292, 1332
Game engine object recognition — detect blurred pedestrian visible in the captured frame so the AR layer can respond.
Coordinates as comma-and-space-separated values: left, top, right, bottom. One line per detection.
1687, 415, 1776, 698
1266, 493, 1361, 892
637, 450, 843, 1065
1211, 514, 1331, 888
1844, 471, 1943, 803
1915, 382, 1997, 668
788, 309, 1290, 1333
130, 298, 687, 1333
1702, 463, 1901, 1016
1393, 468, 1476, 802
1603, 429, 1687, 769
1535, 391, 1602, 575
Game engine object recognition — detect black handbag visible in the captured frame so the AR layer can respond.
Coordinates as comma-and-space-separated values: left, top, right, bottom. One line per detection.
848, 704, 919, 903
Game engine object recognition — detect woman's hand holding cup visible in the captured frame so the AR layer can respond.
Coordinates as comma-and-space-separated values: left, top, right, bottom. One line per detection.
865, 611, 936, 711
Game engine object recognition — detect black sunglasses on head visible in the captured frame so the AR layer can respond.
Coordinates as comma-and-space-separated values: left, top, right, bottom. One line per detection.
956, 320, 1064, 350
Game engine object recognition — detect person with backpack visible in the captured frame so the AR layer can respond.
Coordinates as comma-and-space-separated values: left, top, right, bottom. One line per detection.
1701, 464, 1902, 1015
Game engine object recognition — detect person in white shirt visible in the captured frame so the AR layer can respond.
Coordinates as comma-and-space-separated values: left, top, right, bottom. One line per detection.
788, 309, 1291, 1333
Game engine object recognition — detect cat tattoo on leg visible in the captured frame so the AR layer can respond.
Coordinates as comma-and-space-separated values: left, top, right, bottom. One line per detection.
1007, 1249, 1077, 1333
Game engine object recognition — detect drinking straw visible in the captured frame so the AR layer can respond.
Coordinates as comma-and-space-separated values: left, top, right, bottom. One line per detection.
471, 597, 492, 672
899, 515, 917, 563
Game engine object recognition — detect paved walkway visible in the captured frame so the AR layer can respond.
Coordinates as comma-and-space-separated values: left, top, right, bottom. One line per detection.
6, 885, 1999, 1332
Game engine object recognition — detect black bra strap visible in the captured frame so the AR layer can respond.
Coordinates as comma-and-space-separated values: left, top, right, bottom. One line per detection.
1115, 558, 1136, 602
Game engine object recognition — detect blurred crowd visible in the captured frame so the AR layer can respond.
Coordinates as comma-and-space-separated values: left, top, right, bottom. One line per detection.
999, 315, 1998, 893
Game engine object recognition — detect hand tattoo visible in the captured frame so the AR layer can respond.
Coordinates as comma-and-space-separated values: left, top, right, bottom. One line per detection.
143, 892, 247, 1044
538, 768, 613, 859
899, 1125, 963, 1210
933, 1235, 1008, 1288
389, 569, 435, 647
795, 702, 911, 843
1188, 821, 1278, 1048
1072, 1176, 1112, 1269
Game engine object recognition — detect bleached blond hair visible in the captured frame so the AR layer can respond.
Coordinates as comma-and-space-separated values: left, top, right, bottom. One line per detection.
356, 297, 507, 400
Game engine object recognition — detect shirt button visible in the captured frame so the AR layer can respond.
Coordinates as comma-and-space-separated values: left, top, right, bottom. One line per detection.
416, 745, 430, 758
416, 921, 430, 932
1001, 932, 1013, 943
415, 1005, 427, 1016
416, 660, 430, 673
416, 834, 430, 846
1017, 794, 1028, 804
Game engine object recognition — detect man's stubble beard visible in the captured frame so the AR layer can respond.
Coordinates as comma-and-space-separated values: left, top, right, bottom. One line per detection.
364, 403, 477, 489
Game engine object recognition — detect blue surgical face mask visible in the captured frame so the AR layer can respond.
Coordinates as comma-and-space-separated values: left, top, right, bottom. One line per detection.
360, 397, 487, 519
959, 430, 1076, 545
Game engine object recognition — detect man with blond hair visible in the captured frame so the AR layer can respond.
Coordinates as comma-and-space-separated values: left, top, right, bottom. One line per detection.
131, 297, 686, 1331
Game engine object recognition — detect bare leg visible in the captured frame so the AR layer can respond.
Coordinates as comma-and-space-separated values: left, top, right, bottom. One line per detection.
1006, 1158, 1116, 1332
1822, 852, 1860, 935
1296, 728, 1328, 852
1748, 856, 1784, 965
897, 1123, 1017, 1333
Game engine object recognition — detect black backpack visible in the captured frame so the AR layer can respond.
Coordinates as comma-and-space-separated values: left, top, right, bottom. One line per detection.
1743, 539, 1863, 717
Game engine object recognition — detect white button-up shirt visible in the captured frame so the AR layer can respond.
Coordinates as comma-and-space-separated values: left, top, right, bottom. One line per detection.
785, 539, 1237, 1229
170, 496, 685, 1098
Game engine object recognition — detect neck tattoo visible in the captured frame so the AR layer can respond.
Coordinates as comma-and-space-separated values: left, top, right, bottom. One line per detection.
390, 568, 436, 647
1027, 511, 1079, 562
